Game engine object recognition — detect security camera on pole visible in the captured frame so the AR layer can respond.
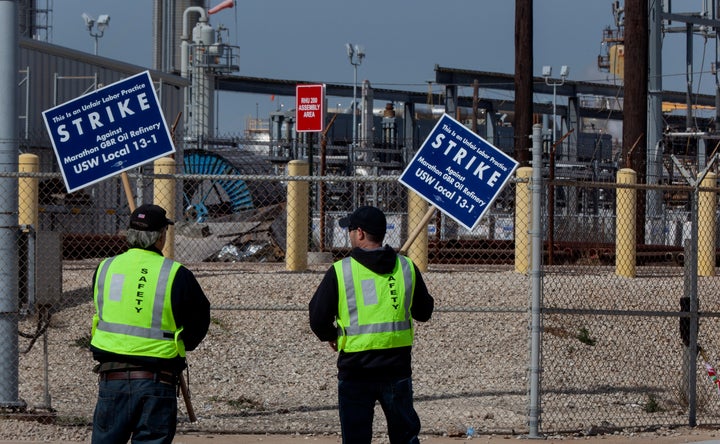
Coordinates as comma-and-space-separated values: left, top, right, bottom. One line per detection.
345, 43, 365, 174
81, 12, 110, 55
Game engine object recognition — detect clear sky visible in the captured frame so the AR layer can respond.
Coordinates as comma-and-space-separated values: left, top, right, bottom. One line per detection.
48, 1, 716, 135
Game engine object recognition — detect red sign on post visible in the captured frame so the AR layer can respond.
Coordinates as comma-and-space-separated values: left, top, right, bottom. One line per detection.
295, 84, 325, 132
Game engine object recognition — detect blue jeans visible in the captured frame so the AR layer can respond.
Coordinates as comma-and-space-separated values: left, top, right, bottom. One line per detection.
92, 377, 177, 444
338, 377, 421, 444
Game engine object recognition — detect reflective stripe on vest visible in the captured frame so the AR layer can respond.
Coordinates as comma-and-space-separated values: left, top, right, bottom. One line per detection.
95, 255, 176, 341
335, 256, 415, 352
339, 257, 413, 335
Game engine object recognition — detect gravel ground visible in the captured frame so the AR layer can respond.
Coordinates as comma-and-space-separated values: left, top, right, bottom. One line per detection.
4, 260, 720, 442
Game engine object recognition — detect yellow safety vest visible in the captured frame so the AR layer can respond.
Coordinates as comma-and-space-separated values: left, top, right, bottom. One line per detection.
91, 248, 185, 359
334, 255, 415, 353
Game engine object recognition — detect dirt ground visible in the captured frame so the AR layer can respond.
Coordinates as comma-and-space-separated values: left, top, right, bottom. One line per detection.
166, 434, 720, 444
4, 430, 720, 444
168, 433, 720, 444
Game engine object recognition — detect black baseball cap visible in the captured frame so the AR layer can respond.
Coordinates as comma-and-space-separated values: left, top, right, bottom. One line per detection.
129, 204, 174, 232
338, 206, 387, 236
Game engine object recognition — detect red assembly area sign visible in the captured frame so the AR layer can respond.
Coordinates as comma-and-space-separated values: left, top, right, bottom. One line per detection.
295, 84, 325, 132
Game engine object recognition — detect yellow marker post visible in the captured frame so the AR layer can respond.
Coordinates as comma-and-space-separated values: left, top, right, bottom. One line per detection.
154, 157, 176, 259
616, 168, 636, 278
286, 160, 309, 271
698, 172, 717, 276
406, 191, 429, 272
19, 154, 39, 228
514, 167, 532, 273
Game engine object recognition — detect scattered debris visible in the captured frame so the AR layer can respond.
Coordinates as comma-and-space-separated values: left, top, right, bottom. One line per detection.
175, 204, 286, 263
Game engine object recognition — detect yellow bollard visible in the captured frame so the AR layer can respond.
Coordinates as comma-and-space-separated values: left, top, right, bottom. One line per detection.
19, 154, 39, 228
154, 157, 176, 259
616, 168, 636, 278
698, 172, 717, 276
514, 167, 532, 273
407, 191, 429, 272
286, 160, 309, 271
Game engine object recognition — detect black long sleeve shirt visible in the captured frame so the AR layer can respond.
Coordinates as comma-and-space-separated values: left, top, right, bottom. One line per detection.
309, 245, 434, 381
90, 246, 211, 373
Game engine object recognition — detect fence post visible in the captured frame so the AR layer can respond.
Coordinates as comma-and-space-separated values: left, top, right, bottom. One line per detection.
616, 168, 637, 277
287, 160, 309, 271
154, 157, 176, 259
527, 123, 543, 438
514, 167, 532, 274
685, 186, 700, 426
698, 172, 716, 276
407, 191, 429, 272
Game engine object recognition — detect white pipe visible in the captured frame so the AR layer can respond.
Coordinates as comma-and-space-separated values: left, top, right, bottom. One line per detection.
180, 6, 207, 77
182, 6, 207, 41
665, 132, 708, 137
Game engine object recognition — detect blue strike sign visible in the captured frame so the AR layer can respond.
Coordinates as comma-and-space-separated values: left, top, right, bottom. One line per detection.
42, 71, 176, 193
399, 113, 519, 231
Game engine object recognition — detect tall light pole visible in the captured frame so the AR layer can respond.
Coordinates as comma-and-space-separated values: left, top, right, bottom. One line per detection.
82, 13, 110, 55
542, 65, 569, 151
346, 43, 365, 173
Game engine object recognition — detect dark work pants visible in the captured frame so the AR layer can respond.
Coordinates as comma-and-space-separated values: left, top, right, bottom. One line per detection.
92, 377, 177, 444
338, 377, 421, 444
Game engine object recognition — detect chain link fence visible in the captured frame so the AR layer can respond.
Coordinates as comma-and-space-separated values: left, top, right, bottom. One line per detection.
7, 135, 720, 437
540, 173, 720, 434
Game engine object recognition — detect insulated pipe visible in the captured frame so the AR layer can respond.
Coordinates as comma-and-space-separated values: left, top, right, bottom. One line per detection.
182, 6, 207, 41
154, 157, 176, 259
698, 172, 717, 276
407, 191, 428, 272
180, 7, 207, 78
0, 0, 21, 408
286, 160, 309, 271
514, 167, 532, 273
616, 168, 637, 278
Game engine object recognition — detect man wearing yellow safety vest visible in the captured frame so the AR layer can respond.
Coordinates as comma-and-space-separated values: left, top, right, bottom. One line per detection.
309, 206, 434, 444
90, 204, 210, 444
